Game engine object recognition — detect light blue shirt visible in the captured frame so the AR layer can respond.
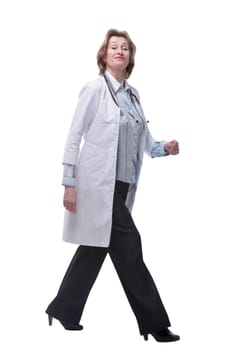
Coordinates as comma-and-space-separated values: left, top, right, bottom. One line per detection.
105, 71, 144, 183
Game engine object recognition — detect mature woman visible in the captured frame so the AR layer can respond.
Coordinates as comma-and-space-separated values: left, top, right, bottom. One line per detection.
46, 29, 180, 343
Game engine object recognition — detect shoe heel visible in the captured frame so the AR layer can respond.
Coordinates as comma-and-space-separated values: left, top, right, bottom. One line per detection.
143, 334, 148, 341
48, 315, 53, 326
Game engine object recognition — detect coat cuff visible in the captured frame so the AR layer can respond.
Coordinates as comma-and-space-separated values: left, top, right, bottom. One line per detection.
62, 151, 79, 166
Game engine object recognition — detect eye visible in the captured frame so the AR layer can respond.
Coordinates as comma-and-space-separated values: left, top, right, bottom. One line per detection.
122, 47, 128, 51
111, 46, 117, 50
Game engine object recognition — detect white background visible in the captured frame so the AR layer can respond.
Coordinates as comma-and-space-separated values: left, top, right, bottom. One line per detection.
0, 0, 233, 349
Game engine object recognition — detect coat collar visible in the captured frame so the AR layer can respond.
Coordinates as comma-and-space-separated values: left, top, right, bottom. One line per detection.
105, 70, 131, 94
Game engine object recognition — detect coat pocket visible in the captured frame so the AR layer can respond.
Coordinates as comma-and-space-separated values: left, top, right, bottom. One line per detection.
76, 141, 105, 192
78, 141, 104, 164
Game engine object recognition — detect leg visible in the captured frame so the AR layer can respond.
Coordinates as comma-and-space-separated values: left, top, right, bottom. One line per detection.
46, 245, 107, 323
109, 181, 171, 335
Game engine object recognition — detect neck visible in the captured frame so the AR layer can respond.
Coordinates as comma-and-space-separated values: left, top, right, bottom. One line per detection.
106, 68, 125, 87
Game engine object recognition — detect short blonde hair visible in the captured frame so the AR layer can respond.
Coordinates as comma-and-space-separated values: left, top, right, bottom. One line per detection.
97, 29, 136, 79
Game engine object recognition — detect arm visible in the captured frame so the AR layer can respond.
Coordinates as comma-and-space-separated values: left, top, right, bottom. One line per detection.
144, 127, 168, 157
62, 83, 99, 166
151, 140, 179, 157
62, 163, 77, 213
128, 85, 180, 157
62, 83, 99, 213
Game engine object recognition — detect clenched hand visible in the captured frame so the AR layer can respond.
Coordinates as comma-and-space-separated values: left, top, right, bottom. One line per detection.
63, 187, 77, 213
164, 140, 179, 155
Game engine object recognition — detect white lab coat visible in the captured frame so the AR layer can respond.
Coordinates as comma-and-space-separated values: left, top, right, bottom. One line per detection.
62, 76, 157, 247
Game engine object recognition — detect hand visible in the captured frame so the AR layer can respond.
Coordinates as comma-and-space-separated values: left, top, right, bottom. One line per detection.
164, 140, 179, 155
63, 187, 77, 213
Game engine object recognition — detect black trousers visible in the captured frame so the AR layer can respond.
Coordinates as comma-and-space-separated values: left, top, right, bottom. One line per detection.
46, 181, 171, 334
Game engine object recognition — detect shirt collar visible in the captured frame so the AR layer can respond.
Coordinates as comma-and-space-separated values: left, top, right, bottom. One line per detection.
105, 70, 131, 94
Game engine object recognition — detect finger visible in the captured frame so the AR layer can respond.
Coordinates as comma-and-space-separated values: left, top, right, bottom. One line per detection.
64, 200, 72, 210
69, 205, 76, 213
65, 201, 77, 213
71, 204, 77, 213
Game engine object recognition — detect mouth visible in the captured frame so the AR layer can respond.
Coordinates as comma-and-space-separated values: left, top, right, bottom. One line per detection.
114, 56, 124, 60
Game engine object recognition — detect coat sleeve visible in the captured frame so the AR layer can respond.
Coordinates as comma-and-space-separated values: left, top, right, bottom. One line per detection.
62, 83, 99, 166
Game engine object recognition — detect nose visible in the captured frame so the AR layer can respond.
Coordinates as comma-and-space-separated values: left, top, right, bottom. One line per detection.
117, 48, 123, 55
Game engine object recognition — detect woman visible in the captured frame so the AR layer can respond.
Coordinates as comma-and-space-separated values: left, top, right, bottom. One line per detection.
46, 29, 180, 342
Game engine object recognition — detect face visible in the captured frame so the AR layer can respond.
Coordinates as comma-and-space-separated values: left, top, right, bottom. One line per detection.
105, 36, 130, 74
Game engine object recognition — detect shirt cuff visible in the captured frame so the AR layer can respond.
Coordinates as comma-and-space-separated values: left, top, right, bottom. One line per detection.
62, 176, 76, 187
151, 141, 169, 158
62, 164, 76, 187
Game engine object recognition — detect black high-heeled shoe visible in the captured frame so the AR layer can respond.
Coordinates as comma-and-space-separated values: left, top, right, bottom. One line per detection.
48, 315, 83, 331
143, 328, 180, 342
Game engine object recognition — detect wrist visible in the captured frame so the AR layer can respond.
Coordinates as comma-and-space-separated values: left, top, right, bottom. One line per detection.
163, 142, 169, 155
